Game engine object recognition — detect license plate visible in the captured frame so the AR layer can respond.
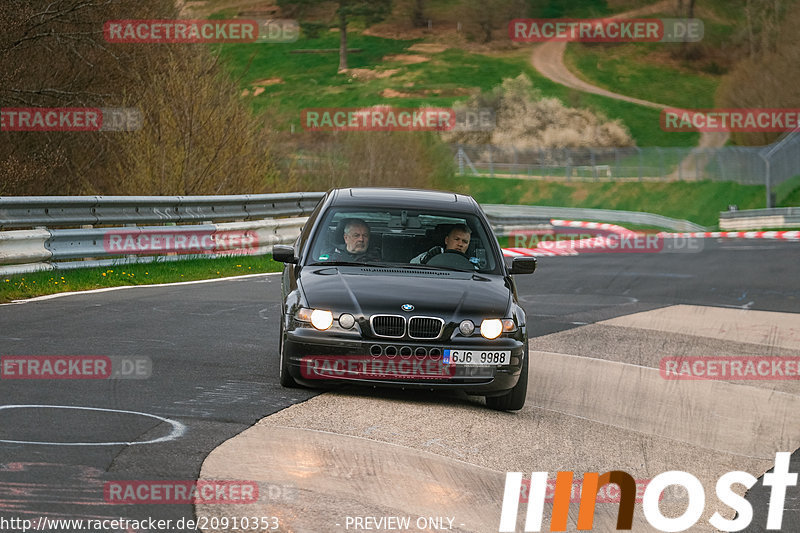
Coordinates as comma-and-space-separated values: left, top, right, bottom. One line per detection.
443, 349, 510, 365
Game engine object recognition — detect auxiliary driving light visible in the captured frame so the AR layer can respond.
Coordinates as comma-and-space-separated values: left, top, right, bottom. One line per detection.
339, 313, 355, 329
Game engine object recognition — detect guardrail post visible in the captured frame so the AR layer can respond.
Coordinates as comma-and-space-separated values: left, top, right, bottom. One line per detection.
762, 153, 773, 208
512, 146, 518, 176
638, 147, 643, 182
695, 149, 700, 181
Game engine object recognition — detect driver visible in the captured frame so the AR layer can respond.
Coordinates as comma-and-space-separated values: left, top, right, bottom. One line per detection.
411, 224, 478, 268
329, 218, 380, 262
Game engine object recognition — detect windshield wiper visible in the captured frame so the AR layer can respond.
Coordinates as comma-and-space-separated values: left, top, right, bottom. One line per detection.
309, 261, 371, 267
399, 264, 472, 272
309, 261, 401, 268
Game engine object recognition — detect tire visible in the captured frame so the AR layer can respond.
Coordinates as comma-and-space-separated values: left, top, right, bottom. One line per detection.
278, 318, 300, 388
486, 346, 528, 411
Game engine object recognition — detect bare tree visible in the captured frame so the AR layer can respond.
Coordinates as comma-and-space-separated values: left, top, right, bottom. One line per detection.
460, 0, 526, 44
278, 0, 391, 71
718, 0, 800, 145
0, 0, 284, 195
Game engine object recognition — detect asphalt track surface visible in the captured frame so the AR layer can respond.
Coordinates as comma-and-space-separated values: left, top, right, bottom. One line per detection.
0, 239, 798, 532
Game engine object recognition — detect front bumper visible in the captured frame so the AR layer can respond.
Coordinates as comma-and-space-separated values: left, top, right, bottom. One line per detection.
283, 325, 526, 395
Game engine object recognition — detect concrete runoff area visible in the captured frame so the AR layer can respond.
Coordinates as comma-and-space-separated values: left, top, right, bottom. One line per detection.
600, 305, 800, 351
197, 305, 800, 532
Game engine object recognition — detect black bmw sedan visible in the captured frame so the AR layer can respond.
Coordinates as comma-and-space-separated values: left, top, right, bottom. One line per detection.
272, 188, 537, 410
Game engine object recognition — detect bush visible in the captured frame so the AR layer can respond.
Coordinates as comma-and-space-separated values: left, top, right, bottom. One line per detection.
442, 74, 634, 152
0, 0, 283, 195
286, 130, 455, 192
300, 21, 328, 39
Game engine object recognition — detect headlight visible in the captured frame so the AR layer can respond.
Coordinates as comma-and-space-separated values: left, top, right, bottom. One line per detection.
297, 308, 333, 330
480, 319, 503, 339
480, 318, 517, 339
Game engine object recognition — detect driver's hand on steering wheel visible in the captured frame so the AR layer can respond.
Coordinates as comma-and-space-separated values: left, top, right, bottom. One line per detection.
419, 246, 442, 263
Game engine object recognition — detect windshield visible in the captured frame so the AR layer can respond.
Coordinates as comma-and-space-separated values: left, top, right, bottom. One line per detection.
307, 207, 501, 273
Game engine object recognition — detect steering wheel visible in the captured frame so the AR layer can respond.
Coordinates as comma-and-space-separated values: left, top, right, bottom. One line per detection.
426, 249, 475, 270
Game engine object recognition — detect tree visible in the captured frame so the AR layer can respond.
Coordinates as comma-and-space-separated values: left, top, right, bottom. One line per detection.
718, 0, 800, 145
410, 0, 427, 27
278, 0, 391, 71
441, 74, 634, 151
0, 0, 284, 195
462, 0, 526, 43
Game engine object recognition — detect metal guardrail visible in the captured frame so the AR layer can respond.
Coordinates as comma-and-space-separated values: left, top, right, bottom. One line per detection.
0, 194, 709, 276
0, 192, 325, 229
0, 218, 307, 276
720, 207, 800, 218
482, 205, 707, 233
719, 207, 800, 230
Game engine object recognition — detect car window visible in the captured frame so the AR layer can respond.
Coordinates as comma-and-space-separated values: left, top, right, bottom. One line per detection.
307, 207, 500, 273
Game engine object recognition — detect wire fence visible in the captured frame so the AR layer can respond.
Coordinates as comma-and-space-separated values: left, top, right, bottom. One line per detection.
452, 130, 800, 207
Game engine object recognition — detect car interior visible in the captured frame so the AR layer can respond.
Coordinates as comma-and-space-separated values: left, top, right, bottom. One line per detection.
316, 212, 493, 270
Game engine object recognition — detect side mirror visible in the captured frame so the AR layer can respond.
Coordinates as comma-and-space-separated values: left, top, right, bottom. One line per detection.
272, 245, 297, 264
510, 256, 537, 275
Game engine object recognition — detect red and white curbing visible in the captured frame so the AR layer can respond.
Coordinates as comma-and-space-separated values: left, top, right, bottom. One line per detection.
658, 230, 800, 240
502, 218, 639, 257
550, 219, 638, 235
503, 246, 578, 257
501, 221, 800, 257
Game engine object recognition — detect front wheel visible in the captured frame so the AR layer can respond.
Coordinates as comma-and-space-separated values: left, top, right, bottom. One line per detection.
486, 346, 528, 411
278, 318, 300, 388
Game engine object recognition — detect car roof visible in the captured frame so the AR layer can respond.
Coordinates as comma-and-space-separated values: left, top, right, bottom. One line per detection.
328, 187, 479, 212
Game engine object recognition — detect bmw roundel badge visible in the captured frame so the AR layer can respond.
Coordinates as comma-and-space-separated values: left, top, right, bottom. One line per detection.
401, 304, 414, 312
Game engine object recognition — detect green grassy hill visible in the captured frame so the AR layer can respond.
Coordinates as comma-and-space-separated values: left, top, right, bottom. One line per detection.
216, 32, 698, 146
201, 0, 759, 148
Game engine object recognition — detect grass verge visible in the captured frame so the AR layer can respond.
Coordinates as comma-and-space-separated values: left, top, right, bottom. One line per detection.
445, 175, 769, 227
776, 175, 800, 207
0, 255, 283, 304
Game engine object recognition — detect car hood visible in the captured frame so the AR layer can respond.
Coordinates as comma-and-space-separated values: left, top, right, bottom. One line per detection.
299, 265, 511, 319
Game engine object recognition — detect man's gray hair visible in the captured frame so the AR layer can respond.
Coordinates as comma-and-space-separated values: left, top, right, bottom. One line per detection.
342, 218, 370, 235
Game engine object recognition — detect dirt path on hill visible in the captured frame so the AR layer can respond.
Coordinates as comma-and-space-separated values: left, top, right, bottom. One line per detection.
530, 0, 728, 177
